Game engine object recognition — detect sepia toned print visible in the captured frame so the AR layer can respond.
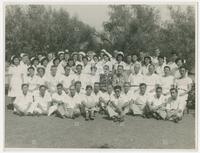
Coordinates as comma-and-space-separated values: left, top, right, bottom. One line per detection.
4, 4, 196, 149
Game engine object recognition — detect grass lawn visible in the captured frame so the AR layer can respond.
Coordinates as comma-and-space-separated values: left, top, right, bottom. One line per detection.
4, 96, 196, 149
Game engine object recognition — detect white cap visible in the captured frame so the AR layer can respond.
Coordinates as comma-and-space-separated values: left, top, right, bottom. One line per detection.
20, 53, 27, 58
58, 51, 65, 55
117, 51, 124, 57
79, 51, 86, 56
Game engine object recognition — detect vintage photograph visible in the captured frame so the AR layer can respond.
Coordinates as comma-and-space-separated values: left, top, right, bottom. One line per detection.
4, 3, 196, 149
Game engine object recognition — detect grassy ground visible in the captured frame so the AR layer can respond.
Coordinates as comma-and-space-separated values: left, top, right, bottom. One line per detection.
4, 96, 196, 149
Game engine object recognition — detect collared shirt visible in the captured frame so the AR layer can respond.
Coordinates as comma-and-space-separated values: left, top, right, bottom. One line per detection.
20, 61, 29, 75
102, 61, 113, 72
143, 73, 161, 93
82, 63, 91, 74
93, 91, 104, 103
14, 91, 33, 107
128, 73, 144, 87
24, 75, 38, 91
141, 64, 150, 76
61, 74, 73, 89
34, 90, 51, 110
160, 75, 175, 94
155, 63, 166, 76
110, 94, 126, 107
149, 94, 166, 107
45, 74, 63, 94
65, 94, 81, 108
82, 94, 97, 107
133, 92, 149, 106
122, 89, 135, 102
112, 73, 127, 88
101, 91, 114, 102
71, 73, 88, 89
85, 74, 100, 87
175, 76, 192, 95
36, 75, 46, 86
113, 61, 126, 70
165, 97, 181, 110
52, 92, 67, 103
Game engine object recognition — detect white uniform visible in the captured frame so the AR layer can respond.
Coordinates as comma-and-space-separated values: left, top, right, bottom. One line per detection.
61, 74, 73, 90
13, 91, 33, 113
155, 63, 166, 76
149, 94, 166, 109
48, 92, 68, 116
102, 61, 113, 72
123, 89, 135, 103
107, 94, 128, 117
33, 90, 52, 114
85, 74, 100, 86
128, 73, 144, 93
82, 63, 91, 74
82, 94, 97, 111
44, 74, 63, 94
20, 61, 28, 76
175, 76, 192, 110
131, 92, 149, 115
160, 75, 175, 95
24, 75, 38, 93
113, 61, 126, 70
93, 91, 104, 104
36, 75, 46, 86
8, 65, 24, 97
141, 64, 150, 76
71, 73, 88, 89
143, 73, 161, 94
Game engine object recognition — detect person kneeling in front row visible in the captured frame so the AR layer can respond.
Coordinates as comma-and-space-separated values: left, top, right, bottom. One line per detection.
13, 83, 34, 116
82, 85, 98, 121
106, 85, 130, 122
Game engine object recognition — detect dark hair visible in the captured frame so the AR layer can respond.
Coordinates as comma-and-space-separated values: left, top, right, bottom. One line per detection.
74, 81, 81, 86
156, 86, 162, 91
179, 65, 187, 70
41, 57, 48, 65
175, 58, 183, 64
39, 85, 47, 89
57, 83, 63, 88
28, 66, 35, 71
158, 55, 164, 60
37, 67, 45, 73
76, 64, 83, 68
82, 56, 88, 61
164, 65, 171, 70
53, 58, 60, 65
86, 85, 93, 90
139, 83, 147, 87
170, 88, 178, 93
21, 83, 29, 88
11, 56, 19, 64
114, 85, 122, 91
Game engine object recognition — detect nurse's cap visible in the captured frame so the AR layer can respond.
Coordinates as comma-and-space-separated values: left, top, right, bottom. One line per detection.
101, 49, 106, 53
114, 50, 118, 54
79, 51, 86, 56
10, 55, 17, 61
30, 56, 37, 62
37, 65, 45, 71
40, 56, 47, 62
65, 49, 69, 53
20, 53, 28, 58
117, 51, 124, 57
58, 51, 65, 55
71, 52, 78, 56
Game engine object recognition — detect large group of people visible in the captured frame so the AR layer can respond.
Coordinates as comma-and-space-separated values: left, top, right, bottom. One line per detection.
7, 48, 193, 123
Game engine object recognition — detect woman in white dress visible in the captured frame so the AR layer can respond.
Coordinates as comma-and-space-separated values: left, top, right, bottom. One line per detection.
8, 55, 25, 103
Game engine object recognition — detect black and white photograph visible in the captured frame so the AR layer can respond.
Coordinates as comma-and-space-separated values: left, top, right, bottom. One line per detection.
3, 1, 197, 150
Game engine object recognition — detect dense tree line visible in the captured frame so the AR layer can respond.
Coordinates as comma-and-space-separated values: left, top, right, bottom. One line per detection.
5, 5, 195, 71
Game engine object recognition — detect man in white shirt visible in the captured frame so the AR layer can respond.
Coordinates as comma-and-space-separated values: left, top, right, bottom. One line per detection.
160, 66, 175, 96
175, 66, 192, 111
128, 63, 144, 93
24, 66, 38, 93
146, 87, 166, 119
129, 83, 149, 116
61, 65, 73, 94
64, 85, 81, 119
99, 83, 114, 113
82, 85, 98, 121
82, 56, 91, 74
155, 56, 166, 76
159, 88, 184, 123
106, 85, 129, 122
45, 65, 63, 94
33, 85, 52, 115
13, 84, 33, 116
143, 64, 161, 95
71, 64, 88, 89
48, 84, 67, 118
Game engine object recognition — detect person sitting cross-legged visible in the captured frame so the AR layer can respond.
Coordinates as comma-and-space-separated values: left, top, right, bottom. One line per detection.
33, 85, 52, 115
64, 85, 82, 119
106, 85, 130, 122
13, 83, 34, 116
145, 86, 167, 119
82, 85, 98, 121
48, 83, 67, 118
129, 83, 149, 117
161, 88, 185, 123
